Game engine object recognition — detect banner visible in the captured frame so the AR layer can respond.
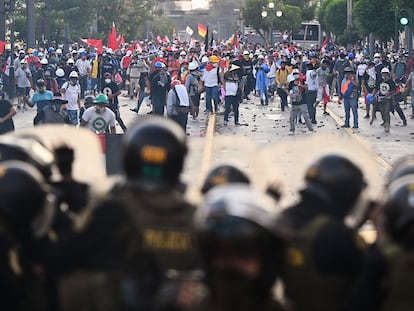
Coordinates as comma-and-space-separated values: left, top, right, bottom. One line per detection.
198, 23, 207, 38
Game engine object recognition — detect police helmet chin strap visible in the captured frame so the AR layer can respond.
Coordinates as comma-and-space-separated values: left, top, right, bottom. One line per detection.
344, 190, 372, 230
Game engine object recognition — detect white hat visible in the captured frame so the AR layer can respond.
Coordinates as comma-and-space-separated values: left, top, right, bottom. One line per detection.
374, 53, 381, 58
55, 68, 65, 77
243, 50, 249, 55
292, 68, 300, 74
40, 58, 48, 65
19, 50, 25, 54
126, 50, 132, 56
67, 58, 74, 65
229, 64, 240, 72
56, 48, 62, 54
201, 56, 209, 63
257, 54, 264, 59
287, 75, 295, 83
381, 67, 390, 73
188, 62, 199, 71
69, 71, 79, 78
180, 51, 187, 56
20, 59, 27, 64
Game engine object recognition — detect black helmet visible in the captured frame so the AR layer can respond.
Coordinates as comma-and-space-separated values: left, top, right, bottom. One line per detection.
84, 95, 95, 106
0, 136, 55, 181
122, 116, 187, 186
201, 165, 250, 194
0, 161, 55, 238
387, 155, 414, 185
383, 175, 414, 246
303, 155, 366, 217
194, 184, 285, 293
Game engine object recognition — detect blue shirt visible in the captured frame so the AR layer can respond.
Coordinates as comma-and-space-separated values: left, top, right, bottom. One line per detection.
31, 91, 53, 112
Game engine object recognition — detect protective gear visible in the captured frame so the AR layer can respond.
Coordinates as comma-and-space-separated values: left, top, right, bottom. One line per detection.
374, 53, 381, 58
55, 68, 65, 78
195, 184, 285, 299
48, 47, 55, 53
209, 55, 219, 63
188, 62, 198, 71
56, 48, 62, 55
155, 61, 163, 68
69, 71, 79, 78
0, 161, 55, 238
20, 59, 27, 65
303, 155, 367, 218
94, 93, 109, 105
387, 155, 414, 185
67, 58, 74, 65
201, 56, 209, 63
344, 67, 355, 74
201, 165, 250, 194
121, 116, 187, 186
381, 67, 390, 74
27, 48, 34, 54
348, 53, 354, 59
383, 175, 414, 245
243, 50, 250, 55
0, 136, 54, 180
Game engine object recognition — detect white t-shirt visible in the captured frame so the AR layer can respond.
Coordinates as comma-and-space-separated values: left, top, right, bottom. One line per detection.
225, 80, 238, 96
305, 70, 318, 91
62, 82, 81, 110
82, 106, 116, 133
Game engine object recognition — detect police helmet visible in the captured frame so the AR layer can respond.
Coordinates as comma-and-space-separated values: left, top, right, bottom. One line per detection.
201, 164, 250, 194
303, 155, 367, 217
0, 161, 55, 238
121, 116, 188, 186
0, 136, 55, 181
195, 184, 285, 292
388, 155, 414, 185
383, 175, 414, 246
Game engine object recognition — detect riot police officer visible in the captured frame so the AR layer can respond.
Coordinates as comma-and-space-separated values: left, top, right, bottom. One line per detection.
279, 155, 369, 311
0, 161, 56, 310
201, 164, 250, 194
192, 184, 286, 311
55, 116, 199, 311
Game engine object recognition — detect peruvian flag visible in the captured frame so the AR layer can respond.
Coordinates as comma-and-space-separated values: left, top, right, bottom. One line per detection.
107, 22, 118, 51
80, 38, 103, 53
320, 36, 329, 55
156, 36, 163, 44
162, 35, 170, 43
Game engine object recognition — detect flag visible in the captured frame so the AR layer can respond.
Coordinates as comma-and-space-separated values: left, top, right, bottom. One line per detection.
225, 34, 235, 46
186, 26, 193, 36
156, 36, 162, 44
117, 34, 125, 46
198, 23, 207, 38
163, 35, 170, 43
0, 40, 5, 54
80, 38, 103, 53
107, 22, 118, 50
204, 27, 209, 52
320, 35, 329, 55
235, 33, 239, 49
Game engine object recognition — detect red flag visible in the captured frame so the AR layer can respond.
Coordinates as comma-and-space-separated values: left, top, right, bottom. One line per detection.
156, 36, 162, 44
119, 34, 125, 45
0, 40, 5, 54
80, 38, 103, 54
162, 35, 170, 43
107, 22, 118, 51
320, 36, 329, 54
235, 33, 239, 49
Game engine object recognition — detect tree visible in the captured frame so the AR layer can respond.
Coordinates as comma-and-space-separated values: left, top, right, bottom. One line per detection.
323, 0, 347, 37
354, 0, 395, 42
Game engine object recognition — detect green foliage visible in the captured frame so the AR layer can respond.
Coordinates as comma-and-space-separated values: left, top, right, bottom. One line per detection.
354, 0, 395, 42
337, 25, 362, 45
323, 0, 347, 37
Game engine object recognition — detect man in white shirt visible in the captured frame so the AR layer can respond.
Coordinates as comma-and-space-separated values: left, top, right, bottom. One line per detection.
305, 64, 319, 124
80, 93, 116, 134
61, 71, 81, 125
75, 51, 91, 99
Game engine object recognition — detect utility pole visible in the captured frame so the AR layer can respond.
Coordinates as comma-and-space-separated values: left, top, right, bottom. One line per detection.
26, 0, 35, 48
346, 0, 352, 28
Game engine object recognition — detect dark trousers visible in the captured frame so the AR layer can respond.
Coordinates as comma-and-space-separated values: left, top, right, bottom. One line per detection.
224, 95, 239, 124
277, 88, 288, 110
170, 113, 188, 132
152, 94, 166, 115
79, 75, 87, 99
306, 90, 317, 121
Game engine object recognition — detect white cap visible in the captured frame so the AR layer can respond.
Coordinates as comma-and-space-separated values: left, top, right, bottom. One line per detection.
67, 58, 74, 65
243, 50, 249, 55
106, 48, 113, 54
381, 67, 390, 73
201, 56, 209, 63
374, 53, 381, 58
188, 62, 199, 71
258, 54, 264, 59
19, 50, 25, 54
56, 48, 62, 54
40, 58, 48, 65
180, 51, 186, 56
69, 71, 79, 78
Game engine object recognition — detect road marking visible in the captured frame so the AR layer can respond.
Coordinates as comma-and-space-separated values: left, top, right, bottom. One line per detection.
326, 106, 392, 171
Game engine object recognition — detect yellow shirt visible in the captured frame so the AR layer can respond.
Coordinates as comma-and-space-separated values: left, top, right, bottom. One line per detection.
91, 59, 99, 78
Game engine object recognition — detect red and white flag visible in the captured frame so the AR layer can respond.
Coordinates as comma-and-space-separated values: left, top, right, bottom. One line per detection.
107, 22, 118, 50
320, 36, 329, 55
80, 38, 103, 53
162, 35, 170, 43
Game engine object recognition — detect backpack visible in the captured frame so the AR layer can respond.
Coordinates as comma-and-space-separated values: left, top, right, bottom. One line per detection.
341, 78, 353, 98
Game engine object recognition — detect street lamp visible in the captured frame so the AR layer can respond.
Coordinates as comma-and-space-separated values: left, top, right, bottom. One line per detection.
261, 2, 282, 47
